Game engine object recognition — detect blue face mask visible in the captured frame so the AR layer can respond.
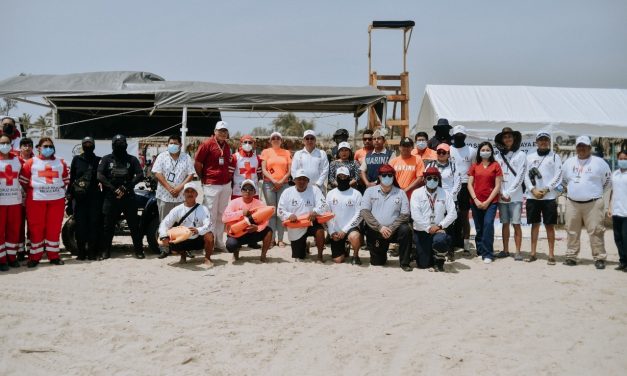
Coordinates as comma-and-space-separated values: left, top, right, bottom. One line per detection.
380, 176, 394, 186
41, 146, 55, 157
426, 179, 439, 189
618, 159, 627, 169
0, 144, 11, 154
168, 144, 181, 154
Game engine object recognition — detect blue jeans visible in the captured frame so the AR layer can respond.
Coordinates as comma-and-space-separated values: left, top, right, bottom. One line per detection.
613, 216, 627, 266
471, 203, 497, 260
262, 181, 287, 242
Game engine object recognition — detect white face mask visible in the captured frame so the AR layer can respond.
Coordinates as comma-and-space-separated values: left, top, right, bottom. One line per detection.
380, 176, 394, 186
0, 144, 11, 154
242, 143, 253, 152
416, 141, 427, 150
426, 179, 439, 189
480, 151, 492, 159
618, 159, 627, 169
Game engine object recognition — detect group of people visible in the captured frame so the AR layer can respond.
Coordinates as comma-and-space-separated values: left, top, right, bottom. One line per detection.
1, 115, 626, 273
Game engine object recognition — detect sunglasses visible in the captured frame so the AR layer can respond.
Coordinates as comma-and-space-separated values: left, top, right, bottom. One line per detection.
271, 137, 281, 141
241, 186, 255, 192
304, 137, 315, 141
363, 137, 373, 141
437, 150, 448, 155
243, 141, 254, 144
21, 144, 33, 148
380, 173, 394, 178
426, 176, 439, 181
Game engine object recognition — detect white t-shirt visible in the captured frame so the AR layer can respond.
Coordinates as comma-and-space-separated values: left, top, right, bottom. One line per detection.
496, 150, 527, 202
326, 188, 362, 234
151, 151, 195, 203
524, 151, 563, 200
291, 148, 329, 188
410, 186, 457, 232
450, 145, 476, 184
278, 185, 329, 241
562, 156, 611, 201
611, 169, 627, 217
158, 202, 213, 239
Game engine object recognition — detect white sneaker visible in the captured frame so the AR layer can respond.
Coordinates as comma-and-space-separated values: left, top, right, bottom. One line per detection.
483, 258, 493, 264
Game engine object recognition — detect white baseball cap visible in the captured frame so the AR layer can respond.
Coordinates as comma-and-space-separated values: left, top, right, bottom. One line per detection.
335, 166, 350, 177
337, 141, 351, 150
270, 131, 282, 139
215, 121, 228, 131
536, 131, 551, 140
576, 135, 591, 146
452, 125, 467, 135
183, 182, 200, 194
293, 169, 309, 179
303, 130, 316, 138
240, 179, 256, 190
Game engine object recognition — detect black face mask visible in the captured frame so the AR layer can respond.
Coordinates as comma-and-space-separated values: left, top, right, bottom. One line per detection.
453, 134, 466, 147
337, 178, 351, 191
112, 142, 127, 157
83, 144, 95, 155
537, 148, 550, 156
2, 124, 14, 137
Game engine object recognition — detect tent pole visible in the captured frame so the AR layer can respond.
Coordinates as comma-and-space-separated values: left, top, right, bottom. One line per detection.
181, 106, 188, 150
353, 115, 359, 149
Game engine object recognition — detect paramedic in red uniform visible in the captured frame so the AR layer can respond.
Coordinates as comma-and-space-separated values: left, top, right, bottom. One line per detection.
19, 137, 69, 268
0, 134, 24, 270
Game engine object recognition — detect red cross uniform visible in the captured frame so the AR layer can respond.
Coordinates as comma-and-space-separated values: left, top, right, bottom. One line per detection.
19, 156, 69, 262
0, 155, 24, 264
231, 151, 261, 198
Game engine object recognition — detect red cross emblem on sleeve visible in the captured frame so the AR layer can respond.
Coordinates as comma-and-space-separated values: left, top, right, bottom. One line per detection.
0, 164, 18, 186
239, 161, 255, 179
38, 164, 59, 184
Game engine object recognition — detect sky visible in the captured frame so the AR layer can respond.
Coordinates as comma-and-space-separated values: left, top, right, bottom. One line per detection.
2, 0, 627, 136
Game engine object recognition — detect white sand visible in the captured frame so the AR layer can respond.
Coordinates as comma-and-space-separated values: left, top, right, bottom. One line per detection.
1, 230, 626, 375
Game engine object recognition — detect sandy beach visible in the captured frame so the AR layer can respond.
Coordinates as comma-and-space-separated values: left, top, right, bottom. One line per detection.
1, 229, 626, 376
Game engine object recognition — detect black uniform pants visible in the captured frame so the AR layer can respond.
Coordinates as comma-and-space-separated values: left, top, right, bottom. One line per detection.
364, 223, 412, 266
73, 192, 103, 258
102, 194, 143, 253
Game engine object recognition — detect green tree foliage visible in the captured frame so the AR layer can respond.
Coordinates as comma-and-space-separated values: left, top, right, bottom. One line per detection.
251, 126, 271, 136
271, 113, 315, 137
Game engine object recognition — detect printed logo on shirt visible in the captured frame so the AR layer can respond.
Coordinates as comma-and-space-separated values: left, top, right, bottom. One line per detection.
394, 197, 401, 205
291, 199, 300, 206
331, 198, 339, 205
346, 200, 354, 206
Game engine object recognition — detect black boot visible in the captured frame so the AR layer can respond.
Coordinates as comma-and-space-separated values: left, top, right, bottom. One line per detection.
8, 260, 20, 268
26, 260, 39, 268
50, 258, 65, 265
100, 248, 111, 260
135, 250, 145, 259
0, 263, 9, 272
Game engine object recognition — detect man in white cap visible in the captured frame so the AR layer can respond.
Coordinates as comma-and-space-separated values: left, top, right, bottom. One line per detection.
291, 130, 329, 194
194, 121, 235, 252
449, 125, 476, 254
158, 182, 214, 265
360, 129, 393, 189
562, 135, 612, 269
278, 169, 330, 262
524, 131, 563, 264
326, 166, 363, 264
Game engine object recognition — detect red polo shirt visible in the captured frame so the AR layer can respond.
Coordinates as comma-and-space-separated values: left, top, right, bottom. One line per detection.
468, 161, 503, 203
195, 136, 234, 185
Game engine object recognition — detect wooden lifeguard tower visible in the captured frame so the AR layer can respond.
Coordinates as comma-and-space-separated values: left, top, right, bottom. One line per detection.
367, 20, 415, 143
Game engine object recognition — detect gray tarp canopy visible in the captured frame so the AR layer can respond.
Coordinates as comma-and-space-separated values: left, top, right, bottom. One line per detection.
0, 71, 386, 117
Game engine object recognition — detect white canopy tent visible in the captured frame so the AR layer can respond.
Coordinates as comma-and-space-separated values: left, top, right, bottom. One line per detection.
415, 85, 627, 138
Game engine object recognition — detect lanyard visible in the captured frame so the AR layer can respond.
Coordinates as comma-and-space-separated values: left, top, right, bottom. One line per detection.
170, 155, 181, 171
576, 158, 590, 178
427, 191, 438, 224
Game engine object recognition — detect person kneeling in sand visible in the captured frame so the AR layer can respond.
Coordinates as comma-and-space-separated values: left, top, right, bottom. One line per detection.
222, 179, 273, 263
158, 182, 214, 266
278, 169, 330, 262
326, 167, 363, 264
